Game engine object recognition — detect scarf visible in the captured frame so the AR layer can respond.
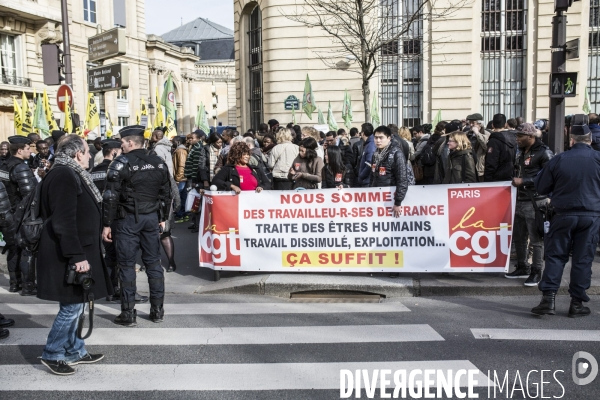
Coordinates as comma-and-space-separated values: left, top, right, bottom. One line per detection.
372, 142, 393, 170
52, 154, 103, 203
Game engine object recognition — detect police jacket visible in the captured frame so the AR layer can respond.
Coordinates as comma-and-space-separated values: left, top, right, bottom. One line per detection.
534, 143, 600, 215
590, 123, 600, 152
0, 156, 36, 211
484, 130, 517, 182
90, 159, 111, 193
515, 139, 553, 202
369, 144, 412, 206
212, 164, 272, 191
102, 149, 171, 226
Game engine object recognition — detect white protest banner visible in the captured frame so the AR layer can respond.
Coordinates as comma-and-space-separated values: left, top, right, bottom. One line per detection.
198, 183, 516, 273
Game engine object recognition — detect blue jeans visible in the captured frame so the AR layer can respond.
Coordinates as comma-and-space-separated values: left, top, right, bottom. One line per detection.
42, 303, 88, 362
175, 181, 188, 219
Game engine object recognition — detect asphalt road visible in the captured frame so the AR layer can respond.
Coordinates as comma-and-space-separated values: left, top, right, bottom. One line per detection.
0, 290, 598, 399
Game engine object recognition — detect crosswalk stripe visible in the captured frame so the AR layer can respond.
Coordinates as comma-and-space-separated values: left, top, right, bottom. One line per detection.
0, 361, 491, 391
471, 328, 600, 341
0, 302, 410, 316
1, 324, 444, 346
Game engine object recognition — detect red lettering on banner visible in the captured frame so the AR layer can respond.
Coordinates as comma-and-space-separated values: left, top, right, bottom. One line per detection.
448, 187, 513, 268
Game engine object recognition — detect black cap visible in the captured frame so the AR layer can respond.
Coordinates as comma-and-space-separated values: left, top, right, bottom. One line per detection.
193, 129, 206, 138
444, 122, 460, 134
119, 125, 146, 138
268, 119, 279, 127
101, 139, 122, 149
466, 113, 483, 121
51, 130, 66, 142
571, 124, 592, 136
8, 136, 32, 145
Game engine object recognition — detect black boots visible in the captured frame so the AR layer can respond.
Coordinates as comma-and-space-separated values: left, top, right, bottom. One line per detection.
531, 291, 556, 315
135, 293, 149, 303
0, 328, 8, 340
20, 282, 37, 296
0, 314, 14, 328
106, 286, 121, 302
149, 305, 164, 323
568, 298, 591, 318
8, 272, 21, 293
114, 303, 137, 327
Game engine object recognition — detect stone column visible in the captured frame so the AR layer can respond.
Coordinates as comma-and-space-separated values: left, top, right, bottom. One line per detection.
182, 76, 191, 133
149, 66, 158, 105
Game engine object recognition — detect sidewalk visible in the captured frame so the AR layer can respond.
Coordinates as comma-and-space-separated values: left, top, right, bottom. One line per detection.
2, 223, 600, 298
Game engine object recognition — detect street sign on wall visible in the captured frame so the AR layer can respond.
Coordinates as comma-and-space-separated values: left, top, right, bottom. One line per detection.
88, 63, 129, 92
284, 95, 300, 110
88, 27, 126, 62
56, 84, 74, 112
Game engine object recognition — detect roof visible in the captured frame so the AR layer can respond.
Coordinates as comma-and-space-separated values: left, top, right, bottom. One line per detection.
161, 17, 233, 42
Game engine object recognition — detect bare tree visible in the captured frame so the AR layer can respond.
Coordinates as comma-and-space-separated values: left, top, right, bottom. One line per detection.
282, 0, 468, 123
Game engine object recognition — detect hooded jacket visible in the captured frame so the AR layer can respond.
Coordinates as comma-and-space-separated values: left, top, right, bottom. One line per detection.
484, 130, 517, 182
369, 143, 414, 206
515, 138, 553, 201
173, 144, 188, 182
151, 137, 174, 176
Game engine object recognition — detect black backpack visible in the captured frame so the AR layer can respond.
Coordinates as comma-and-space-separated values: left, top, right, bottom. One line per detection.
420, 143, 436, 167
14, 181, 45, 252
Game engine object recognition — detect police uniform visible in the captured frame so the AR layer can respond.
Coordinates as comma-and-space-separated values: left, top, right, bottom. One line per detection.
532, 122, 600, 317
0, 181, 15, 338
0, 136, 37, 295
103, 126, 171, 326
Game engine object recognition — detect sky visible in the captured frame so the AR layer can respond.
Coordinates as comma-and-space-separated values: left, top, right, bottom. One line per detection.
145, 1, 234, 35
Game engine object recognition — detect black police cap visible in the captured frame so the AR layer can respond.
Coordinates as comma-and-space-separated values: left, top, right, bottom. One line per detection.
101, 139, 122, 149
8, 136, 32, 145
571, 124, 592, 136
119, 125, 146, 138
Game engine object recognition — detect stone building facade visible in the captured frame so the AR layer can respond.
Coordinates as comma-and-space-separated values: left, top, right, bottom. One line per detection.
234, 0, 597, 131
0, 0, 235, 142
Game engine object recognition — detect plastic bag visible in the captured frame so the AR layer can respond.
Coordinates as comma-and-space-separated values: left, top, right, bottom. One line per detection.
185, 189, 202, 212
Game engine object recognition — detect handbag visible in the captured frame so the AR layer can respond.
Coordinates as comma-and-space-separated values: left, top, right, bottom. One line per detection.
412, 160, 423, 181
185, 189, 201, 212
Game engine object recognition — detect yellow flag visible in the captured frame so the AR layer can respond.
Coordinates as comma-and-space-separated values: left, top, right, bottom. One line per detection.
135, 110, 140, 125
105, 111, 114, 138
32, 89, 37, 133
43, 89, 58, 131
154, 87, 165, 128
64, 93, 73, 133
13, 96, 22, 136
21, 92, 33, 135
165, 116, 177, 138
85, 93, 100, 131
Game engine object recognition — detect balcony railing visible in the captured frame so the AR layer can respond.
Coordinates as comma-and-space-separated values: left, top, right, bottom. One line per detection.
1, 74, 32, 87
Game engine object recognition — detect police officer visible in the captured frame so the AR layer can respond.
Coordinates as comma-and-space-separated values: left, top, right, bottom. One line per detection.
102, 126, 171, 326
91, 139, 148, 304
0, 136, 37, 295
532, 119, 600, 317
0, 181, 16, 339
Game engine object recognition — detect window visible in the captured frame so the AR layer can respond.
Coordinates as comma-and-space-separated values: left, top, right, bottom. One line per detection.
83, 0, 97, 23
117, 117, 128, 126
116, 89, 127, 100
248, 6, 263, 131
481, 0, 527, 122
589, 0, 600, 112
0, 34, 17, 82
380, 0, 423, 127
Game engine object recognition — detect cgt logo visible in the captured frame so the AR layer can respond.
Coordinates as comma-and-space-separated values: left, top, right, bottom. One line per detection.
448, 187, 513, 268
199, 195, 241, 267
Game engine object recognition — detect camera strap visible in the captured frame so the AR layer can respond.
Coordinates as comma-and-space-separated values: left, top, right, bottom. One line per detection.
77, 290, 95, 340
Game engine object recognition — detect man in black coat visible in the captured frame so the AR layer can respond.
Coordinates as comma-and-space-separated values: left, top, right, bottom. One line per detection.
484, 113, 517, 182
37, 134, 111, 375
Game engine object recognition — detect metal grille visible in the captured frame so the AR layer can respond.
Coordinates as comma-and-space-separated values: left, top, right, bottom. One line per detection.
380, 0, 423, 128
248, 6, 263, 131
480, 0, 527, 122
590, 0, 600, 113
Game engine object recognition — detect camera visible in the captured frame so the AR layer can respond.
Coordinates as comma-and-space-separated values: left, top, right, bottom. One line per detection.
65, 264, 93, 290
